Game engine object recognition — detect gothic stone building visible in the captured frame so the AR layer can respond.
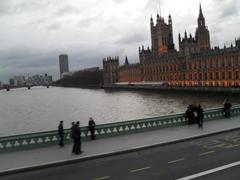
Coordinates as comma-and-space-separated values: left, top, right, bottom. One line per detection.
103, 5, 240, 87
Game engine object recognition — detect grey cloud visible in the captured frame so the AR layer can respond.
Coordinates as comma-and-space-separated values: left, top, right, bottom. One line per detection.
0, 0, 64, 17
219, 0, 239, 18
47, 22, 61, 30
115, 31, 148, 45
0, 46, 37, 63
0, 1, 12, 16
54, 5, 80, 16
78, 16, 98, 28
77, 11, 103, 29
111, 0, 127, 4
145, 0, 165, 10
0, 53, 58, 82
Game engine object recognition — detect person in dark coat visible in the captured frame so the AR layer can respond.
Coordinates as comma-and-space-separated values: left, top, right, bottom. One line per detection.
71, 122, 76, 153
186, 105, 195, 125
88, 117, 96, 140
58, 120, 64, 147
71, 122, 75, 139
75, 121, 82, 154
196, 105, 204, 128
224, 99, 232, 118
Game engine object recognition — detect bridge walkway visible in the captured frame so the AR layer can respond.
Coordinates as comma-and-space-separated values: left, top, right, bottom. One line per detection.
0, 116, 240, 175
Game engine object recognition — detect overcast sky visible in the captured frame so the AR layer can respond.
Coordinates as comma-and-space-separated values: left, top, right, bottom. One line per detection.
0, 0, 239, 82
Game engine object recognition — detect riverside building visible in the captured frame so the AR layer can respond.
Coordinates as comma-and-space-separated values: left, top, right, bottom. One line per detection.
103, 5, 240, 87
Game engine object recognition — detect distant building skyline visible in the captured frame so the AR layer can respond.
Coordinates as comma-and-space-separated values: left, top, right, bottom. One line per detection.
8, 74, 53, 86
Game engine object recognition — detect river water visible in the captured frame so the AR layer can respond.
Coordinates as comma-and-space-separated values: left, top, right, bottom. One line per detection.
0, 86, 239, 136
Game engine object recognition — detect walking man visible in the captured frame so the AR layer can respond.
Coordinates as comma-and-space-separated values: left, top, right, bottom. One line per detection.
224, 99, 232, 118
75, 121, 82, 154
88, 117, 96, 140
196, 105, 204, 128
58, 120, 64, 147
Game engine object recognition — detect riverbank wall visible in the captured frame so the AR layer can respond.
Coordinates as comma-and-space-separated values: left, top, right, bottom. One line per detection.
103, 84, 240, 93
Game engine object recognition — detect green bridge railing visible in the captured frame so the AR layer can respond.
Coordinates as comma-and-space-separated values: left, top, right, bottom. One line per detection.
0, 106, 240, 153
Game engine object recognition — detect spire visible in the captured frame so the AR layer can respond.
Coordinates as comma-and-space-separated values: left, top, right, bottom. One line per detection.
150, 15, 153, 26
125, 56, 129, 65
198, 3, 205, 27
168, 14, 172, 23
199, 3, 203, 16
184, 31, 187, 38
178, 33, 181, 42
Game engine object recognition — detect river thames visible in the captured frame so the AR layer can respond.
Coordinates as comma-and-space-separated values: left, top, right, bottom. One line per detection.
0, 86, 239, 136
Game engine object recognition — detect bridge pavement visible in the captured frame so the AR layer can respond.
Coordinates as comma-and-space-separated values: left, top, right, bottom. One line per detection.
0, 116, 240, 175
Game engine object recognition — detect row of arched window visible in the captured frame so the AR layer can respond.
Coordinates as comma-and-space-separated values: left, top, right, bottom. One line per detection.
187, 56, 239, 70
187, 71, 240, 80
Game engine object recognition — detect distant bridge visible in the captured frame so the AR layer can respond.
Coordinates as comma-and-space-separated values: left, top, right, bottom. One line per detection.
0, 84, 51, 91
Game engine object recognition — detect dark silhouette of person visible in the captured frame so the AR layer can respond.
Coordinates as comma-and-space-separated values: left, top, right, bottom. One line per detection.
186, 105, 195, 125
192, 104, 198, 124
58, 120, 64, 147
71, 122, 75, 139
88, 117, 96, 140
196, 105, 204, 128
71, 122, 76, 153
224, 99, 232, 118
75, 121, 82, 154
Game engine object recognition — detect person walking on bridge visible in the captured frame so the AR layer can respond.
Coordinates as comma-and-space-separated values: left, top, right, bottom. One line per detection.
58, 121, 64, 147
74, 121, 82, 154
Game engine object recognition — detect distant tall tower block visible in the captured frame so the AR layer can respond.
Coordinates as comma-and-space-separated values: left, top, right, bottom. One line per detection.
59, 54, 69, 78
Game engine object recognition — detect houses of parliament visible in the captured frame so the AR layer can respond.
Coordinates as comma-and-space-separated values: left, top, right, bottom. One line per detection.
103, 5, 240, 87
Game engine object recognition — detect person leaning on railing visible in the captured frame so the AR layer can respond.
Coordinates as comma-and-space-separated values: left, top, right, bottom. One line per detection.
196, 105, 204, 128
185, 105, 195, 125
223, 99, 232, 118
58, 120, 64, 147
88, 117, 96, 140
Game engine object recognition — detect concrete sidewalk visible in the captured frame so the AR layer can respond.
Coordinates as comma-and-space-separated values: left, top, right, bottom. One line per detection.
0, 116, 240, 175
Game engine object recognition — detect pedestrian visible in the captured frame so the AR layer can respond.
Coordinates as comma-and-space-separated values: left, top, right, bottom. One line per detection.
192, 104, 198, 124
71, 122, 76, 153
186, 105, 195, 125
224, 99, 232, 118
71, 122, 75, 139
186, 105, 191, 125
75, 121, 83, 154
58, 120, 64, 147
196, 105, 204, 128
88, 117, 96, 140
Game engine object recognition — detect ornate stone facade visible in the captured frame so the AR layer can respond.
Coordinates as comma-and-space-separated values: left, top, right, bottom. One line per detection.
103, 5, 240, 87
103, 57, 119, 85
